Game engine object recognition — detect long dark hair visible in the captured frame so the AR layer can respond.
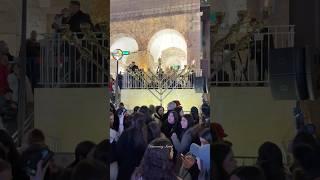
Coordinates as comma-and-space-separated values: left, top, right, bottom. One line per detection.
166, 110, 179, 125
130, 112, 148, 150
162, 110, 179, 137
177, 114, 194, 140
257, 142, 286, 180
138, 106, 153, 124
110, 103, 119, 131
148, 121, 161, 143
155, 106, 164, 117
212, 143, 232, 180
182, 114, 194, 129
69, 141, 96, 168
71, 159, 108, 180
190, 106, 200, 124
135, 138, 177, 180
200, 128, 212, 144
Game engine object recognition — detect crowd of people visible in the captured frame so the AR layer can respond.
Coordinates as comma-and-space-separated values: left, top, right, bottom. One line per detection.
109, 98, 320, 180
0, 41, 34, 133
0, 127, 108, 180
211, 129, 320, 180
110, 100, 211, 180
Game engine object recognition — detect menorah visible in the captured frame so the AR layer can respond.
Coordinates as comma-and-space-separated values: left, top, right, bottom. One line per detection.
127, 58, 193, 105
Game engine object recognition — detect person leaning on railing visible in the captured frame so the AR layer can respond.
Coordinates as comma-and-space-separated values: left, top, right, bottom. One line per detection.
52, 8, 70, 33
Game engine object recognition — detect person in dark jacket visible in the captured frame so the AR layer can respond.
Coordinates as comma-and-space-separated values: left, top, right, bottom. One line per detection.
161, 110, 179, 139
161, 101, 177, 125
257, 142, 290, 180
190, 107, 200, 125
116, 113, 148, 180
52, 8, 70, 33
152, 106, 164, 125
171, 114, 194, 154
68, 141, 96, 168
131, 138, 179, 180
68, 1, 93, 32
0, 129, 29, 180
26, 31, 40, 89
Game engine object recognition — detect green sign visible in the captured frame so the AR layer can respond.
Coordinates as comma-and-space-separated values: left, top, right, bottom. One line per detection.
123, 51, 130, 55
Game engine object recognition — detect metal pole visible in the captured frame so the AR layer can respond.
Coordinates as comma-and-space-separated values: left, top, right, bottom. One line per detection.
115, 60, 119, 106
17, 0, 27, 146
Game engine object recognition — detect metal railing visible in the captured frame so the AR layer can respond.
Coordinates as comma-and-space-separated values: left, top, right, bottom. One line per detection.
211, 25, 295, 86
46, 135, 61, 152
39, 33, 108, 87
12, 111, 34, 145
121, 69, 202, 89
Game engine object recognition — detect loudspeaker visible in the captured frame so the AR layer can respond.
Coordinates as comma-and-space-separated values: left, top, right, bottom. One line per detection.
194, 77, 208, 93
269, 48, 308, 100
305, 47, 320, 100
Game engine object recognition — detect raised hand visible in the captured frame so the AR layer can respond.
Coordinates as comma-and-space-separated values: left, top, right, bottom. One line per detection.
29, 160, 49, 180
181, 154, 195, 169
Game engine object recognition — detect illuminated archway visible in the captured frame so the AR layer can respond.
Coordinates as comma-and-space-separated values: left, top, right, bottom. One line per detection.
110, 35, 139, 77
148, 29, 187, 69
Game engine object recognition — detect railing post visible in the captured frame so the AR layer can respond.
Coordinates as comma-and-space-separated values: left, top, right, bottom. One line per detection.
17, 0, 27, 146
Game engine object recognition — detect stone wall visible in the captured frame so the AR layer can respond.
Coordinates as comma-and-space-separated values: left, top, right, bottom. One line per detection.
111, 13, 201, 68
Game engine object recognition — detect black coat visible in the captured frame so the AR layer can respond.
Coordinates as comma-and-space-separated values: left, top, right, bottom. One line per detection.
68, 11, 93, 32
161, 120, 178, 139
116, 128, 147, 180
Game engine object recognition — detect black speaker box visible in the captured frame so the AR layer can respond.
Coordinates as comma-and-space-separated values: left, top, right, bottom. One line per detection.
305, 47, 320, 100
269, 47, 308, 100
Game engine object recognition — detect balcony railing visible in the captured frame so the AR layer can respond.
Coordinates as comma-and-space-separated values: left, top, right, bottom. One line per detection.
39, 33, 109, 87
119, 69, 202, 89
211, 25, 295, 86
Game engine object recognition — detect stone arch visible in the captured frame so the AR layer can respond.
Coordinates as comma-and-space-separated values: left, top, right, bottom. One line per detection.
110, 34, 139, 77
148, 29, 188, 69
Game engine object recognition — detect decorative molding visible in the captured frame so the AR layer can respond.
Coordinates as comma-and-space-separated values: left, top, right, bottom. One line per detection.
111, 3, 200, 21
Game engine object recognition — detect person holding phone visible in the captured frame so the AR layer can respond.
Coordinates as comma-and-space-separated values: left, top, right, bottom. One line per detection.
29, 160, 49, 180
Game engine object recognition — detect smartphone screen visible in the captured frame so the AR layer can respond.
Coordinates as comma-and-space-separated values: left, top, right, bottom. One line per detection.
25, 148, 54, 176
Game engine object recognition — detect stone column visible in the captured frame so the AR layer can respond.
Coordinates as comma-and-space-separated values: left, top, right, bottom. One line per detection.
201, 4, 211, 77
187, 12, 201, 70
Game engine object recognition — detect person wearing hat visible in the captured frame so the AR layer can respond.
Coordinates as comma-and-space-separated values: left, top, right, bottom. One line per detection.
212, 122, 228, 142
